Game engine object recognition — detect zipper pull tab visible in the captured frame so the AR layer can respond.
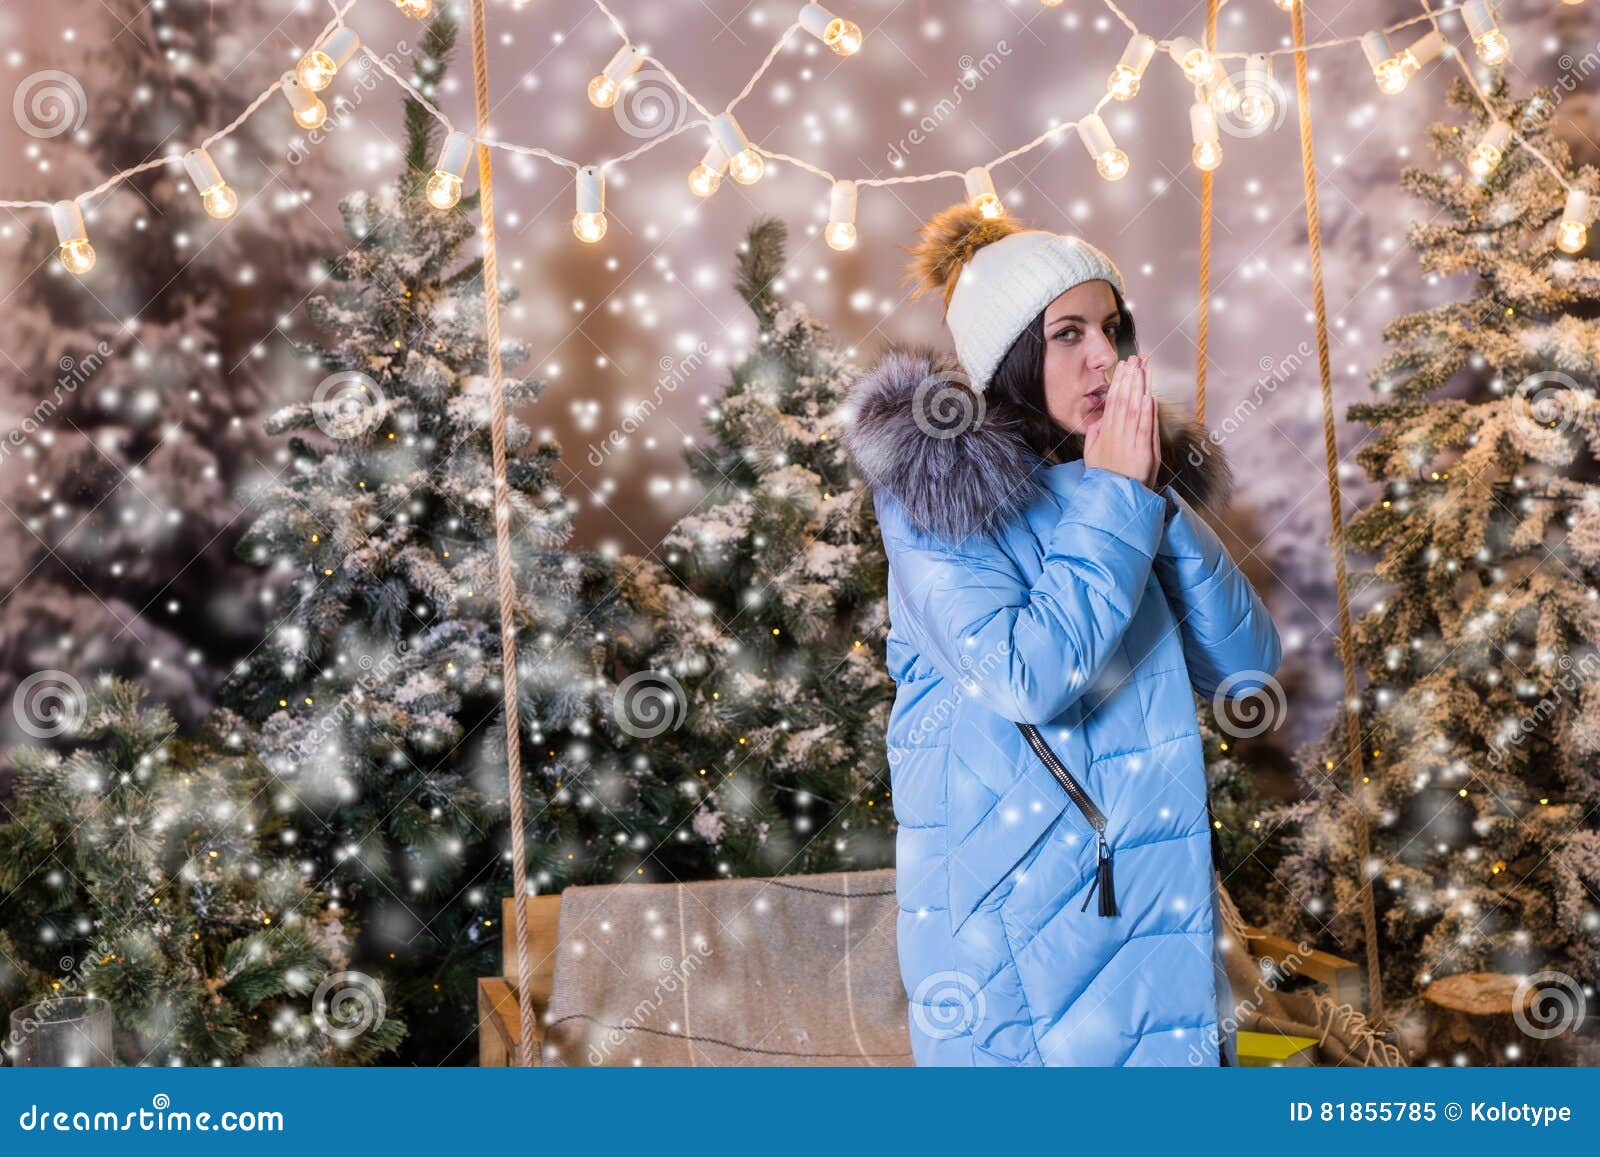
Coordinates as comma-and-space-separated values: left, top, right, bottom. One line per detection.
1079, 868, 1099, 913
1095, 835, 1118, 918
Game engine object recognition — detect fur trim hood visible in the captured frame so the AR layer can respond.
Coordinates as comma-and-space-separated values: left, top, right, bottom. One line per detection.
841, 346, 1232, 542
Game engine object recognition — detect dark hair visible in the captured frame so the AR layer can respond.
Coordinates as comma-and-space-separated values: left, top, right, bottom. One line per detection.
986, 281, 1139, 465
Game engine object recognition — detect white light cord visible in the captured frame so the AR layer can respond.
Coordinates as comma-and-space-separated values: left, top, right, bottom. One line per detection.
0, 0, 1580, 230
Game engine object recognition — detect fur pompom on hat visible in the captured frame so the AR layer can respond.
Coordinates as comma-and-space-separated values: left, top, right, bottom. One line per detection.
905, 201, 1126, 392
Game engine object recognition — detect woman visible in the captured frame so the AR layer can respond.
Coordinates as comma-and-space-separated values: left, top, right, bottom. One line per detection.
842, 204, 1282, 1066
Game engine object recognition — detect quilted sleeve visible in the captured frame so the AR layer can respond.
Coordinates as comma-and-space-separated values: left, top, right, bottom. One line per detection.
1153, 487, 1283, 699
882, 465, 1169, 725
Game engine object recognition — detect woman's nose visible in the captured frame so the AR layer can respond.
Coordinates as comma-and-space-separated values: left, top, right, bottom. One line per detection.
1085, 332, 1117, 371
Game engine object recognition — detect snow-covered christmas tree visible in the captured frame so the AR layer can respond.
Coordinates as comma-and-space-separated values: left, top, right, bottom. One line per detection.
0, 678, 403, 1065
218, 12, 614, 1063
611, 219, 895, 878
0, 0, 331, 736
1269, 76, 1600, 1022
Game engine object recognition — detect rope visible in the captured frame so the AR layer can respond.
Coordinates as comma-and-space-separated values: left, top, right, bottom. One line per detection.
1288, 3, 1388, 1032
467, 0, 537, 1070
1194, 0, 1219, 427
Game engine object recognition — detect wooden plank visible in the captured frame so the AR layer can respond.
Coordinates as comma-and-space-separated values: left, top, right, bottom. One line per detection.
500, 893, 563, 1008
475, 977, 554, 1067
1244, 930, 1365, 1009
477, 977, 517, 1067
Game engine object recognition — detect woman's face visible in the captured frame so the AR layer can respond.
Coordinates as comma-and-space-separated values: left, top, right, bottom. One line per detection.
1040, 279, 1124, 436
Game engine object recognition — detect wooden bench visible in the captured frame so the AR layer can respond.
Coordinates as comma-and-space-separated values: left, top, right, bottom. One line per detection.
477, 883, 1371, 1066
1234, 925, 1366, 1011
476, 893, 561, 1067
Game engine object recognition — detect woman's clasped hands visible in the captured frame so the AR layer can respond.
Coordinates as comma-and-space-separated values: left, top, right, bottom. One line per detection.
1082, 354, 1161, 490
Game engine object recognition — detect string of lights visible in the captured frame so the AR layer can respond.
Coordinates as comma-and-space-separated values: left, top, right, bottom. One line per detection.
4, 0, 1591, 275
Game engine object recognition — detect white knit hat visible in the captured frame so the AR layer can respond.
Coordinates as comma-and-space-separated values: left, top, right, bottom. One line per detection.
944, 229, 1125, 392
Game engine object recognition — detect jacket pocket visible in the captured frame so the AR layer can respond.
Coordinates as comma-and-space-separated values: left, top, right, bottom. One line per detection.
945, 738, 1069, 937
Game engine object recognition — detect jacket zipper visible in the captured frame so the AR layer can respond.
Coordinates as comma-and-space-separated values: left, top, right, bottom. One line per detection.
1016, 722, 1118, 918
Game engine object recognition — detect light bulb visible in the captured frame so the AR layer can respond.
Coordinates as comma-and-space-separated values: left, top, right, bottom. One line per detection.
1191, 141, 1223, 173
201, 184, 239, 219
1361, 31, 1408, 95
573, 212, 607, 243
283, 77, 328, 130
688, 144, 727, 197
426, 172, 463, 210
1095, 149, 1130, 181
184, 148, 238, 219
60, 239, 96, 275
573, 165, 607, 244
1463, 1, 1511, 66
426, 131, 472, 210
822, 18, 863, 56
729, 148, 765, 185
799, 5, 863, 56
1237, 54, 1276, 129
1106, 34, 1155, 101
1190, 100, 1222, 172
1206, 62, 1240, 116
1467, 122, 1511, 178
1475, 30, 1511, 65
963, 166, 1003, 218
296, 50, 337, 93
52, 200, 95, 275
711, 113, 763, 185
394, 0, 432, 18
588, 45, 643, 109
1168, 37, 1212, 85
1078, 114, 1128, 181
825, 180, 857, 250
1375, 58, 1409, 94
1557, 188, 1590, 254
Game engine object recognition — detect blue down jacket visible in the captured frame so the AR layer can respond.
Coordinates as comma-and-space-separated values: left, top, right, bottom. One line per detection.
842, 347, 1283, 1066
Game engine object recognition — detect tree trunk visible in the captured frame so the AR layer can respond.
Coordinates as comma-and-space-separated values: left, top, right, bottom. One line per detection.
1422, 972, 1544, 1065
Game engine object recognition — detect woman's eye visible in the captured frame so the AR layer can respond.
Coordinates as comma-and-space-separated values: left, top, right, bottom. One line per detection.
1052, 328, 1079, 342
